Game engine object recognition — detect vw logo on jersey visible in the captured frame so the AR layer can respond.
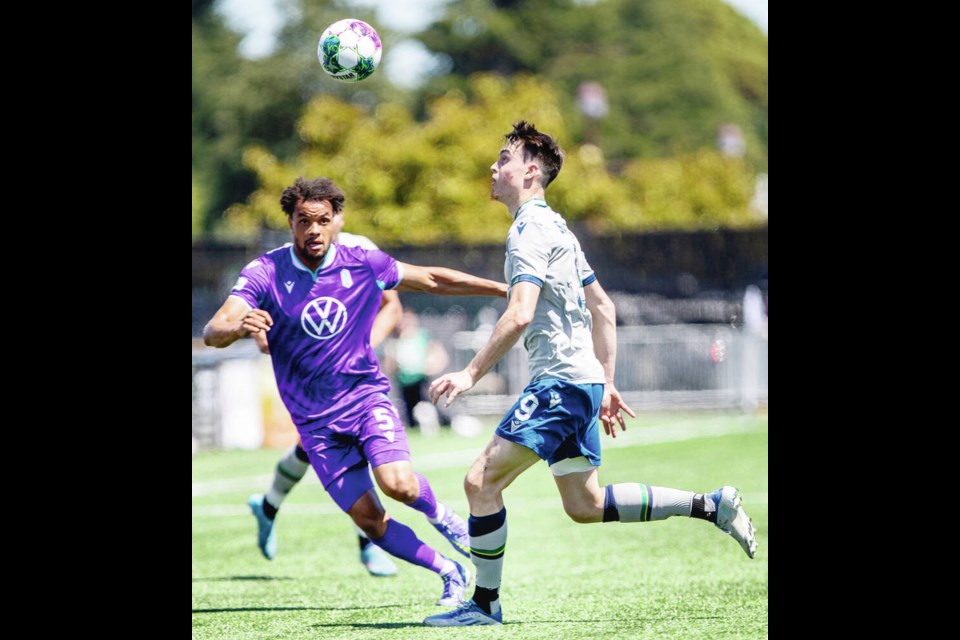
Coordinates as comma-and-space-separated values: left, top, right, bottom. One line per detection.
301, 296, 348, 340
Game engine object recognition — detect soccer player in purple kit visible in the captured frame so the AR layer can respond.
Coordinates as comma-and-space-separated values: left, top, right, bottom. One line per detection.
247, 208, 404, 578
204, 176, 508, 606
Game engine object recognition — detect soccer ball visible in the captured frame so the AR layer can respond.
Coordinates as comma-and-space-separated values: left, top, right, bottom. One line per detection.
317, 19, 382, 82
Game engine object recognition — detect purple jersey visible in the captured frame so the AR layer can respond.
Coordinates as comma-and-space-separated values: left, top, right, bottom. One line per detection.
229, 243, 401, 428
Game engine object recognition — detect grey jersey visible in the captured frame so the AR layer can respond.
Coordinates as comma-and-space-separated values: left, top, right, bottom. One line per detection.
504, 198, 605, 384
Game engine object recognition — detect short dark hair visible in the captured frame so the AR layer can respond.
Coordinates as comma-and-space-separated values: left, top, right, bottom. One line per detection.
279, 177, 346, 217
504, 120, 564, 187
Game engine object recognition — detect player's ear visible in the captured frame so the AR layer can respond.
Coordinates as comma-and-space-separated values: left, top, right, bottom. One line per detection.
525, 161, 540, 182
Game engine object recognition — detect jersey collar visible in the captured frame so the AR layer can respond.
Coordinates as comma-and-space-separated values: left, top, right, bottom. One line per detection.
288, 243, 338, 282
514, 197, 549, 220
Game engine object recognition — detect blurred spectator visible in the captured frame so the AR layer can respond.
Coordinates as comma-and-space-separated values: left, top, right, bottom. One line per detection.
384, 310, 451, 430
717, 123, 746, 158
743, 284, 767, 335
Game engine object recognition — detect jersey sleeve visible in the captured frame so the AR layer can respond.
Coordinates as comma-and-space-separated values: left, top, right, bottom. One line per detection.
575, 238, 597, 287
228, 257, 271, 309
506, 223, 550, 288
364, 249, 401, 291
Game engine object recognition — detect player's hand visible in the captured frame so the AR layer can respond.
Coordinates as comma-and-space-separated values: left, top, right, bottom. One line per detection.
253, 329, 270, 355
599, 385, 636, 438
429, 369, 475, 409
240, 309, 273, 337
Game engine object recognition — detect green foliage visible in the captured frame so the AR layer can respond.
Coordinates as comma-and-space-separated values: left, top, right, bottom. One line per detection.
194, 0, 767, 241
616, 149, 758, 232
418, 0, 768, 170
192, 172, 208, 240
229, 73, 760, 244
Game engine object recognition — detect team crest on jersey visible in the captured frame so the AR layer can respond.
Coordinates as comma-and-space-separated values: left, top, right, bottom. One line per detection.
301, 296, 348, 340
549, 390, 561, 409
340, 269, 353, 288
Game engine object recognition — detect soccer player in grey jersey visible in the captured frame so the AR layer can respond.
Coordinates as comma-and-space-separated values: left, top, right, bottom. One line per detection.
423, 122, 757, 627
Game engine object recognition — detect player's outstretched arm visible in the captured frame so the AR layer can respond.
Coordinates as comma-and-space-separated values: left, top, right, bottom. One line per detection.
429, 281, 539, 408
396, 263, 508, 298
203, 296, 273, 349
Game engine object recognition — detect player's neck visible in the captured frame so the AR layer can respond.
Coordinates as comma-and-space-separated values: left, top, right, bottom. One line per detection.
511, 192, 548, 219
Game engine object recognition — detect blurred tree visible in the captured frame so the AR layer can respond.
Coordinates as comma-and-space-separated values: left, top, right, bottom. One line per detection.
193, 0, 416, 238
416, 0, 767, 171
229, 73, 759, 244
194, 0, 765, 241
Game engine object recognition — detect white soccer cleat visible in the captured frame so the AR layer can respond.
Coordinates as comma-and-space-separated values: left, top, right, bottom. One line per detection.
715, 486, 758, 559
437, 561, 469, 606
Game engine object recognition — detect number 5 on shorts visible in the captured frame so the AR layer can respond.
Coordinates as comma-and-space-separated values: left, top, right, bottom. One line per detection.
373, 407, 397, 442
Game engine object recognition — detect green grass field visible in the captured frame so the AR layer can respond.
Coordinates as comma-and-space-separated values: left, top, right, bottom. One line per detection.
192, 410, 768, 639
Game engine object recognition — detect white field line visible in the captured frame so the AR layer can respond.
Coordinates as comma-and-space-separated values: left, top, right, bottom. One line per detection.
193, 415, 765, 502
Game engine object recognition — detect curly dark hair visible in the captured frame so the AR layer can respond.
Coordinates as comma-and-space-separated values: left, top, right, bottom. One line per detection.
504, 120, 564, 187
279, 177, 346, 217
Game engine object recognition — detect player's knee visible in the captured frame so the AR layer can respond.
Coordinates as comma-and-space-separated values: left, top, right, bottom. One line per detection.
348, 501, 388, 538
563, 501, 600, 523
382, 476, 418, 503
463, 468, 485, 501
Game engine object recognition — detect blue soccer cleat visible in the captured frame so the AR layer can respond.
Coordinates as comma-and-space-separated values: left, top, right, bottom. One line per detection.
248, 494, 277, 560
714, 486, 757, 559
432, 506, 471, 558
437, 561, 469, 607
424, 599, 503, 626
360, 542, 398, 577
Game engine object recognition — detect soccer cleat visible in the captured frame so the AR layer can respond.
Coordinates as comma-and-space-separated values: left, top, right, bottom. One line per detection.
359, 542, 398, 577
437, 561, 469, 607
714, 486, 757, 559
432, 506, 471, 558
248, 494, 277, 560
424, 599, 503, 626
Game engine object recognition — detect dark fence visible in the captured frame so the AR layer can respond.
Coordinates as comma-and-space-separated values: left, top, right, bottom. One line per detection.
192, 227, 767, 336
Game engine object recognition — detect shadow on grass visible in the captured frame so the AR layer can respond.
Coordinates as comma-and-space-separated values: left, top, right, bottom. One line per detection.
193, 605, 406, 614
315, 616, 726, 629
192, 576, 295, 582
312, 623, 430, 630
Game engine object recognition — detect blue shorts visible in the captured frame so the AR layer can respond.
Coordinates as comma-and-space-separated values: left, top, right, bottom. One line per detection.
298, 393, 410, 512
495, 379, 605, 468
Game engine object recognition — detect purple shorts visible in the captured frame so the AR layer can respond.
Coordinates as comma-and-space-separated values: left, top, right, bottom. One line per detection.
299, 393, 410, 512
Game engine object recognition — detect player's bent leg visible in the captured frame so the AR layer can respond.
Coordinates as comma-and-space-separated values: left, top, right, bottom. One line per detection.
435, 435, 539, 623
343, 486, 468, 603
371, 460, 420, 503
464, 435, 541, 514
551, 463, 606, 523
373, 461, 471, 558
